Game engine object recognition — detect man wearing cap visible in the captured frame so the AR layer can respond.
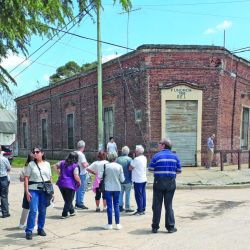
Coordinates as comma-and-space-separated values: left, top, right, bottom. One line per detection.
148, 138, 181, 233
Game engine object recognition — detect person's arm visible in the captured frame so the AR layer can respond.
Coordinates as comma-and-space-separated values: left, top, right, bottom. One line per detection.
87, 162, 96, 175
176, 156, 182, 174
148, 156, 156, 173
73, 167, 81, 185
24, 176, 32, 202
119, 166, 125, 183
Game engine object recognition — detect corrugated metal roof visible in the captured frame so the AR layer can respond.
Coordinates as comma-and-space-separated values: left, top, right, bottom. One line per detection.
0, 109, 17, 133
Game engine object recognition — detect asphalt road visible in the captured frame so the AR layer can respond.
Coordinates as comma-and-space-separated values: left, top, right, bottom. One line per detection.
1, 182, 250, 250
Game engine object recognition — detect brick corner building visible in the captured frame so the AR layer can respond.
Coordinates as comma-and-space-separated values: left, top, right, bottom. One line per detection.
16, 44, 250, 166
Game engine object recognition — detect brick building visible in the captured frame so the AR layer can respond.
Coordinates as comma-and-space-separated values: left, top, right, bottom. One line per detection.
15, 45, 250, 166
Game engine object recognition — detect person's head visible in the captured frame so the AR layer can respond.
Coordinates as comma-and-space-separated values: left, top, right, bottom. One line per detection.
97, 151, 107, 161
159, 138, 172, 150
211, 134, 215, 139
32, 146, 45, 162
25, 152, 34, 166
77, 140, 85, 152
109, 137, 114, 143
65, 152, 79, 166
135, 145, 144, 156
107, 151, 118, 162
121, 146, 130, 156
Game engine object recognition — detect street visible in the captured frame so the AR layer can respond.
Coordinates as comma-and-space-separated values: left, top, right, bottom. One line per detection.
0, 182, 250, 250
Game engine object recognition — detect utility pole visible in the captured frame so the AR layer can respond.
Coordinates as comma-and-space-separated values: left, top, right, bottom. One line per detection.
97, 1, 104, 151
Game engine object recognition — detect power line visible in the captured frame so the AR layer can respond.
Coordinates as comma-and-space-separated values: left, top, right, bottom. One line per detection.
13, 5, 95, 79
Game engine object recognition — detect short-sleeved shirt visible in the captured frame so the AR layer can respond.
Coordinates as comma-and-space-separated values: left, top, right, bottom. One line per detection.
0, 155, 11, 177
107, 142, 117, 154
131, 155, 147, 183
116, 155, 132, 184
75, 150, 88, 175
88, 160, 109, 179
148, 149, 181, 178
207, 137, 214, 149
25, 161, 51, 190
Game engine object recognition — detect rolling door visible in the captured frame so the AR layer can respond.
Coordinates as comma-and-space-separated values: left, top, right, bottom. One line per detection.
166, 100, 198, 166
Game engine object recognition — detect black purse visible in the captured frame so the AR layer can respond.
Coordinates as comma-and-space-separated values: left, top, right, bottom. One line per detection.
35, 162, 54, 196
99, 164, 106, 192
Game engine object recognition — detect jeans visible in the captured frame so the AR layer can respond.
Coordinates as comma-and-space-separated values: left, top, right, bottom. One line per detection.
152, 177, 176, 230
119, 183, 132, 209
75, 174, 87, 206
26, 190, 47, 234
0, 176, 9, 216
59, 187, 75, 217
105, 191, 120, 225
134, 182, 146, 213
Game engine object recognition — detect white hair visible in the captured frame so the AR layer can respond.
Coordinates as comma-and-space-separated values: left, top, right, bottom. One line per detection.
135, 145, 144, 155
77, 140, 85, 149
122, 146, 130, 155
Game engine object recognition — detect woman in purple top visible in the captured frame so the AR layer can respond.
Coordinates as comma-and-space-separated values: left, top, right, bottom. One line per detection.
54, 152, 81, 219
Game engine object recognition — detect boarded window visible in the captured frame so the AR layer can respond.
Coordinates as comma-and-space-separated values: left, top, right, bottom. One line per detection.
41, 119, 48, 149
67, 114, 74, 149
241, 107, 249, 149
135, 109, 142, 123
104, 107, 114, 144
23, 122, 28, 149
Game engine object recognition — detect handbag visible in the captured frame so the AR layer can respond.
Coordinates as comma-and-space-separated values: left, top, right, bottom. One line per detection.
35, 162, 54, 207
99, 164, 106, 192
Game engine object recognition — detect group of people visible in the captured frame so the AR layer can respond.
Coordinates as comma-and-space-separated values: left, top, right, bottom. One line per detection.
0, 136, 183, 240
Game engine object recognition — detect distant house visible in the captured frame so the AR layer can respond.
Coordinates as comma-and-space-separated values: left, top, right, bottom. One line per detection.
0, 109, 17, 146
15, 45, 250, 166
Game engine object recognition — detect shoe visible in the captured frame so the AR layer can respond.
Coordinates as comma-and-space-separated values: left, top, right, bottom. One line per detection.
75, 204, 88, 209
125, 208, 134, 213
152, 228, 158, 233
168, 228, 177, 233
103, 207, 107, 212
70, 212, 76, 216
34, 225, 38, 230
115, 224, 122, 230
61, 215, 70, 219
19, 224, 26, 229
103, 224, 113, 230
2, 213, 10, 218
96, 207, 101, 212
26, 233, 32, 240
132, 211, 143, 216
37, 229, 47, 236
119, 206, 124, 212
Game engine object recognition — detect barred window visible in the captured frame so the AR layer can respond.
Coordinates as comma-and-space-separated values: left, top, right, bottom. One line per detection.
41, 119, 48, 149
67, 114, 74, 149
241, 107, 249, 149
104, 107, 114, 144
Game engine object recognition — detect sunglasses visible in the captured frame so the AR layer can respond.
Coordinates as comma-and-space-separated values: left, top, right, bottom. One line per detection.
33, 151, 41, 154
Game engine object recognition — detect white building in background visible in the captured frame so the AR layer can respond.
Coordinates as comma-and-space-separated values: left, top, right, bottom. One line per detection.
0, 109, 17, 146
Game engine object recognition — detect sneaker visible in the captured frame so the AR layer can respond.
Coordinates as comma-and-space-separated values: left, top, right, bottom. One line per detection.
96, 207, 101, 212
132, 211, 143, 216
34, 225, 38, 230
103, 207, 107, 212
125, 208, 134, 213
152, 228, 158, 234
19, 224, 26, 229
2, 213, 10, 218
115, 224, 122, 230
119, 206, 124, 212
61, 215, 70, 219
26, 233, 32, 240
168, 228, 177, 233
103, 224, 113, 230
37, 229, 47, 236
70, 212, 76, 216
75, 204, 88, 210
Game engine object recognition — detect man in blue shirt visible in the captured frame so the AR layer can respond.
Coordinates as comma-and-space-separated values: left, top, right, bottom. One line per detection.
206, 134, 215, 169
116, 146, 134, 213
148, 138, 181, 233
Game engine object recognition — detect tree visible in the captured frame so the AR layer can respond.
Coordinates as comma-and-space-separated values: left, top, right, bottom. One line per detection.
0, 0, 132, 93
49, 61, 97, 84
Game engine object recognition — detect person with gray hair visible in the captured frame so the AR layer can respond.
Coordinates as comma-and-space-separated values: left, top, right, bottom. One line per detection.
148, 138, 181, 234
117, 146, 133, 213
129, 145, 147, 216
0, 145, 11, 218
75, 140, 89, 209
103, 152, 125, 230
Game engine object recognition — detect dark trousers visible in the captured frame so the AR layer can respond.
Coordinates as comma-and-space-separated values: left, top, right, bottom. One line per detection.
134, 182, 146, 213
152, 177, 176, 230
0, 176, 9, 216
59, 187, 75, 217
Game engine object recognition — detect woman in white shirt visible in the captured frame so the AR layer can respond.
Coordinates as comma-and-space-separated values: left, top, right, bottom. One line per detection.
24, 146, 52, 240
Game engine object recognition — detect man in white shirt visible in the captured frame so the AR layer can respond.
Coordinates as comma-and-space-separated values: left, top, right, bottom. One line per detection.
75, 140, 89, 209
107, 137, 118, 154
130, 145, 147, 216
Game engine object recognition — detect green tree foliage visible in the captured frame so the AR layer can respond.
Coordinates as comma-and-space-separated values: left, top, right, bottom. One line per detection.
0, 0, 131, 93
49, 60, 97, 84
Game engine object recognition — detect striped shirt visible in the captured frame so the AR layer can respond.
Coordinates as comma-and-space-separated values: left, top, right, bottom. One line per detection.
148, 149, 181, 177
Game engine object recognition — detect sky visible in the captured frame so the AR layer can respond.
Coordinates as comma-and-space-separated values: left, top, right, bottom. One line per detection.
2, 0, 250, 98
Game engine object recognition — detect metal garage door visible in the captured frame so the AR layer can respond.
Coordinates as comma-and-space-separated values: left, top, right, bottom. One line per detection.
166, 100, 198, 166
